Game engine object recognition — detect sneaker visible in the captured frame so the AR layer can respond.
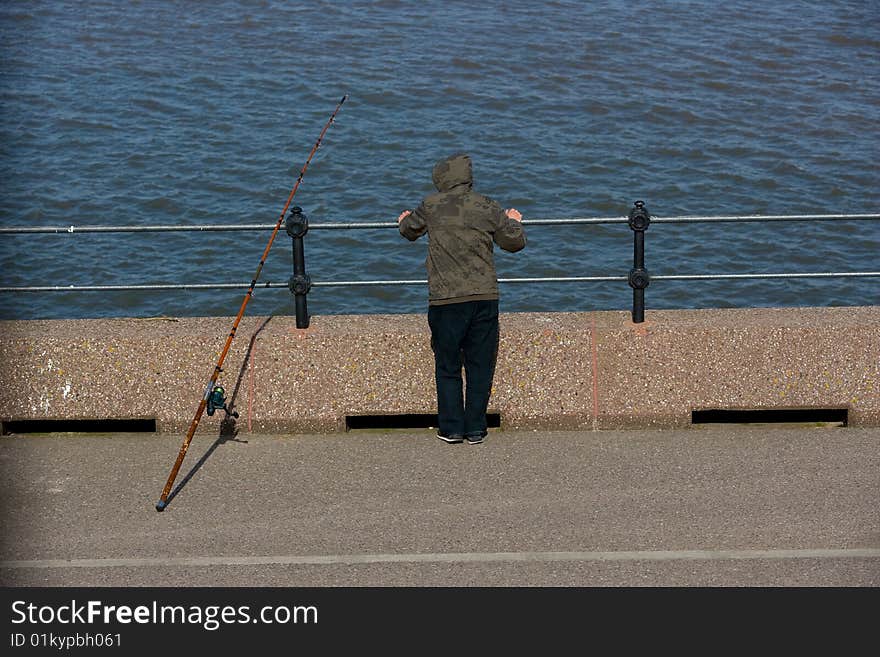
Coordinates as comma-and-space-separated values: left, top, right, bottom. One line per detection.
465, 432, 486, 445
437, 431, 463, 444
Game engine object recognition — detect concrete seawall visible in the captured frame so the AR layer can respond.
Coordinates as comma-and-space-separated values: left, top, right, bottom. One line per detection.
0, 306, 877, 434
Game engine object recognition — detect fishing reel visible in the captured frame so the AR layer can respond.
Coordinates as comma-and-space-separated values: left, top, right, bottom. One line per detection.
206, 384, 239, 418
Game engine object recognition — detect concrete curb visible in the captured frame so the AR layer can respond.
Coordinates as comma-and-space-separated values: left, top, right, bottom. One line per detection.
1, 306, 877, 434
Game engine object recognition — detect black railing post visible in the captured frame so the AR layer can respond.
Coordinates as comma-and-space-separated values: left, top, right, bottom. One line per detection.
627, 200, 651, 323
286, 206, 311, 328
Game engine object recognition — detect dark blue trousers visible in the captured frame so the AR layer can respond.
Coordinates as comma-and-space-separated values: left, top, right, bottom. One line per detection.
427, 299, 499, 438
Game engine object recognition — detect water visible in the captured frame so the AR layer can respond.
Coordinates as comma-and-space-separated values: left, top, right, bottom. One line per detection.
1, 0, 878, 320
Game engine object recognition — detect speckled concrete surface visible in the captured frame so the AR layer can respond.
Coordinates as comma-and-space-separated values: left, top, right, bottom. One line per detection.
0, 306, 877, 433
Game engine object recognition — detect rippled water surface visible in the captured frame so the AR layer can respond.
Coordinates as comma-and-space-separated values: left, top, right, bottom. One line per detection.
1, 0, 878, 319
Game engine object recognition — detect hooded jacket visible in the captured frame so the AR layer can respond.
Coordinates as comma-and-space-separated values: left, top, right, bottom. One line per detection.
399, 153, 526, 305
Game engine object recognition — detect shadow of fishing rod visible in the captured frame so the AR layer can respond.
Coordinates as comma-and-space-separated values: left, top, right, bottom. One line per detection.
163, 315, 274, 509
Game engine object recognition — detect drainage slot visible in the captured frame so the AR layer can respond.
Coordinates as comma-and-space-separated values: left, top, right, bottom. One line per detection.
691, 408, 847, 426
1, 418, 157, 435
346, 413, 501, 431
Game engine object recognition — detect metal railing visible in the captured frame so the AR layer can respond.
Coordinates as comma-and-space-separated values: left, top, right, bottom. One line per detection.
1, 212, 877, 233
1, 206, 878, 324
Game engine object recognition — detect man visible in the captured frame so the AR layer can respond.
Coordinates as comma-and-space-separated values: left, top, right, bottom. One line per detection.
398, 152, 526, 445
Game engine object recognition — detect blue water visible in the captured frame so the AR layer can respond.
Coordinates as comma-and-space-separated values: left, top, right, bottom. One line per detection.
1, 0, 878, 320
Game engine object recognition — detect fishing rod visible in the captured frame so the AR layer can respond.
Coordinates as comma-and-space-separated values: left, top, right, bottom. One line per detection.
155, 94, 347, 512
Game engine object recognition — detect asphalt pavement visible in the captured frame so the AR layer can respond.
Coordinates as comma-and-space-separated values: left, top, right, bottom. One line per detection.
1, 424, 878, 587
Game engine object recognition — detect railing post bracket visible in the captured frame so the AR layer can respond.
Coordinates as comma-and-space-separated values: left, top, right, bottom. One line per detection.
286, 206, 311, 329
628, 200, 651, 323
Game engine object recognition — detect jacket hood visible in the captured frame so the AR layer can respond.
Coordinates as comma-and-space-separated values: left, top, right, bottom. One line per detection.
432, 153, 473, 192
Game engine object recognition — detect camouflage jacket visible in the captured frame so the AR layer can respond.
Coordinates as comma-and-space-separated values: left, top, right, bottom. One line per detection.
399, 153, 526, 305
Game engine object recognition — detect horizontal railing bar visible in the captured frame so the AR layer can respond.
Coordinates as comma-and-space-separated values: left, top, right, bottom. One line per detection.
2, 271, 878, 292
0, 219, 624, 233
313, 218, 630, 228
0, 283, 289, 291
0, 224, 277, 234
0, 277, 620, 292
653, 272, 880, 280
650, 213, 880, 223
313, 276, 629, 286
317, 213, 880, 227
1, 213, 877, 234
